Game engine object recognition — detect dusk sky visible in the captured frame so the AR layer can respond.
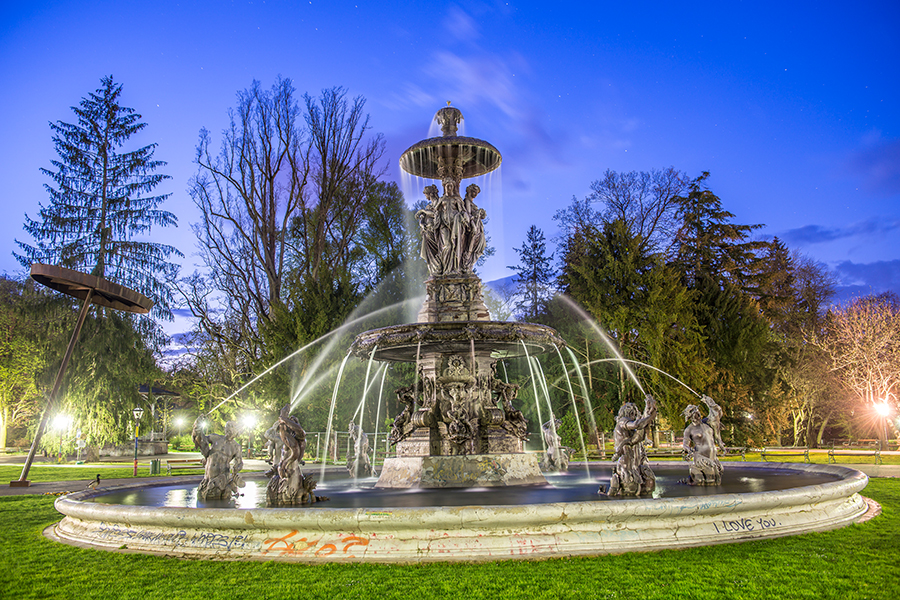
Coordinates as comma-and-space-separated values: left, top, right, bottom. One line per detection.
2, 1, 898, 335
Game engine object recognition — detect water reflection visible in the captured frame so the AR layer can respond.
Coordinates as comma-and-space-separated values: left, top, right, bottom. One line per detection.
92, 465, 841, 511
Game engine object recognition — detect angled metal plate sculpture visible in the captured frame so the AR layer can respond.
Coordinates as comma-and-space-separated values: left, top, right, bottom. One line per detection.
10, 264, 151, 487
30, 264, 153, 314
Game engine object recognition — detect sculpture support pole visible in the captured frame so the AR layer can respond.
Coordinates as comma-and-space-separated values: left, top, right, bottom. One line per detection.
13, 289, 95, 486
133, 421, 140, 477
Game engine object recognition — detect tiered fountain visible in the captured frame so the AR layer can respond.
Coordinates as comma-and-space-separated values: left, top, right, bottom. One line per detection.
48, 106, 873, 563
353, 104, 562, 488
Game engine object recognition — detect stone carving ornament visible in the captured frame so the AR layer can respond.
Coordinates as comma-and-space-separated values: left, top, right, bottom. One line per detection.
389, 385, 417, 446
191, 416, 245, 500
266, 405, 327, 505
604, 396, 657, 496
681, 395, 725, 485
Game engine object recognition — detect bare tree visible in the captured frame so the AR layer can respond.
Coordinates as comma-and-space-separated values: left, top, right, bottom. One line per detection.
183, 80, 386, 383
814, 293, 900, 443
588, 168, 689, 253
293, 87, 386, 282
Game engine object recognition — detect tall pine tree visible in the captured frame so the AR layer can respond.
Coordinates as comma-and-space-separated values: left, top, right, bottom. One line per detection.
15, 75, 181, 321
509, 225, 554, 321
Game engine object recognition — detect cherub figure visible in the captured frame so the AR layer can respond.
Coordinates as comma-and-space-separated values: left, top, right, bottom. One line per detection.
192, 416, 245, 500
604, 396, 657, 496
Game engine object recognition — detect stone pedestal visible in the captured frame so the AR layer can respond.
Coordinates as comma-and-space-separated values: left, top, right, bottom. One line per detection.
375, 453, 547, 488
417, 275, 490, 323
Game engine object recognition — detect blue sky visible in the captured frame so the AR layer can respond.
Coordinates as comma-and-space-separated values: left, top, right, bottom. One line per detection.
2, 0, 898, 328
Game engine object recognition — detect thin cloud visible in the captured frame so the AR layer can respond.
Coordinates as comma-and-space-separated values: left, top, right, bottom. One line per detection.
833, 259, 900, 290
846, 135, 900, 194
781, 218, 900, 245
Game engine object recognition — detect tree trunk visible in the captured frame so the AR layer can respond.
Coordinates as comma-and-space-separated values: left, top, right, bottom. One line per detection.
0, 404, 7, 448
816, 412, 832, 447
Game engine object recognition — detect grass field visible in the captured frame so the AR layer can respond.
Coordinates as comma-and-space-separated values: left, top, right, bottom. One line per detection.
0, 475, 897, 599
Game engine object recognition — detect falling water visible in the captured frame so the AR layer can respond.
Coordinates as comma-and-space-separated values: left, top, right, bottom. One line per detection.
531, 356, 563, 461
288, 363, 339, 408
292, 298, 419, 408
319, 352, 351, 482
208, 299, 419, 415
370, 366, 389, 469
565, 347, 601, 457
554, 295, 645, 395
554, 344, 590, 478
351, 348, 381, 423
520, 341, 545, 453
577, 358, 702, 399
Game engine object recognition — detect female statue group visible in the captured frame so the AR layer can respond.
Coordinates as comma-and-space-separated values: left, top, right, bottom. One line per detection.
416, 180, 486, 276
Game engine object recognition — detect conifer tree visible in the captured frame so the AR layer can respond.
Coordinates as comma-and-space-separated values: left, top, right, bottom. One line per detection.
509, 225, 554, 321
15, 75, 181, 320
671, 172, 768, 292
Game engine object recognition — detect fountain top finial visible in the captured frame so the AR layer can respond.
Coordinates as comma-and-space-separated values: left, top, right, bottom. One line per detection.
435, 104, 463, 137
399, 105, 501, 179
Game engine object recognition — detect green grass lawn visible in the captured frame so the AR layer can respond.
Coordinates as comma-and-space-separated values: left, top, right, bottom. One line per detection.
1, 465, 168, 483
0, 478, 897, 600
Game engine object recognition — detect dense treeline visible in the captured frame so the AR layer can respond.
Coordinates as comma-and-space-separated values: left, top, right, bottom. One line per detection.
5, 76, 898, 452
511, 169, 899, 448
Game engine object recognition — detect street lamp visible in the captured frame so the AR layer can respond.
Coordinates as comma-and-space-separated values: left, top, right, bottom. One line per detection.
132, 406, 144, 476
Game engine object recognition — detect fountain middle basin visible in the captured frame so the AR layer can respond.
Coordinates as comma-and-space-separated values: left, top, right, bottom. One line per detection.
51, 462, 870, 563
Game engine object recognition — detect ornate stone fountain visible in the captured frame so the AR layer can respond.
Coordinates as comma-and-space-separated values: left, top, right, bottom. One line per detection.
351, 105, 564, 487
47, 106, 874, 564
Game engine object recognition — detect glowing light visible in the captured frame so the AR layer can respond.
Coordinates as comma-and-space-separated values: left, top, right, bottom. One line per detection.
53, 414, 71, 431
242, 413, 257, 430
875, 402, 890, 417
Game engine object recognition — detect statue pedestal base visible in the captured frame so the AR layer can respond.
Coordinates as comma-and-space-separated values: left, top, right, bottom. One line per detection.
374, 453, 547, 488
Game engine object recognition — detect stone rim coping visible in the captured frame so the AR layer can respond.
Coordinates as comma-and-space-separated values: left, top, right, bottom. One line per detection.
54, 462, 869, 532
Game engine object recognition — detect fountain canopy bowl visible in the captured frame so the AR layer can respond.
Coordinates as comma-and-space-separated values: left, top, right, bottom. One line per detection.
399, 136, 502, 180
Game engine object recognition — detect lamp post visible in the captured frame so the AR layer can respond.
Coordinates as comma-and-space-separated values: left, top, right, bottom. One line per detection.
132, 406, 144, 476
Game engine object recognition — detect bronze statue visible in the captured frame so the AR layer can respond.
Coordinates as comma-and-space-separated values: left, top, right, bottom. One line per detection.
604, 396, 657, 496
192, 416, 245, 500
681, 395, 724, 485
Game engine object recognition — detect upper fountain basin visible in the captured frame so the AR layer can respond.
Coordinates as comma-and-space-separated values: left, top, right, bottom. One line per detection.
399, 136, 502, 180
350, 321, 565, 362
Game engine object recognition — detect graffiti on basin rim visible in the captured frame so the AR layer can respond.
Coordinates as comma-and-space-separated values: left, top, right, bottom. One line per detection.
96, 522, 255, 551
262, 530, 370, 558
712, 516, 780, 534
97, 522, 188, 545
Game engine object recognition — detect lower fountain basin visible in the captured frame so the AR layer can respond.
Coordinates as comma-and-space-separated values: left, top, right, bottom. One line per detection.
50, 463, 870, 563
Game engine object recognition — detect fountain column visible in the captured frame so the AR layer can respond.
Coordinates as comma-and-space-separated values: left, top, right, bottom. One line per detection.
352, 105, 563, 488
